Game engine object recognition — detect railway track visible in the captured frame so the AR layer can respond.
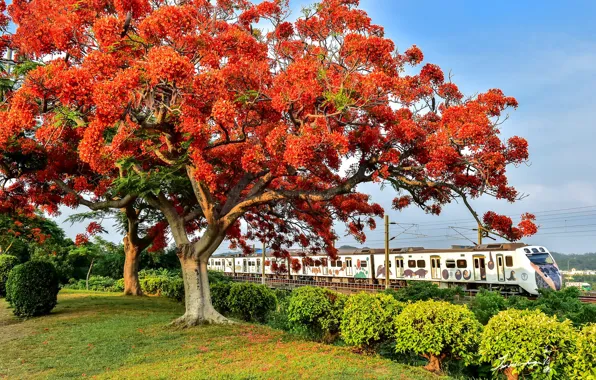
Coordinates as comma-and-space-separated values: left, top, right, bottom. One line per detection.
226, 274, 596, 303
579, 296, 596, 304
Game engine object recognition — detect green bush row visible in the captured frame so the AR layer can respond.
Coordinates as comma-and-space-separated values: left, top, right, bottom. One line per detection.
211, 282, 277, 323
260, 286, 596, 378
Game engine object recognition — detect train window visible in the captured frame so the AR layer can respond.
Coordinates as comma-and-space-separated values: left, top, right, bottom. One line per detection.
539, 247, 546, 252
210, 259, 214, 265
505, 256, 513, 267
417, 260, 426, 268
330, 260, 336, 267
336, 260, 342, 267
256, 259, 261, 267
360, 261, 368, 268
457, 260, 467, 268
346, 258, 352, 267
446, 260, 456, 268
532, 248, 539, 253
408, 260, 416, 267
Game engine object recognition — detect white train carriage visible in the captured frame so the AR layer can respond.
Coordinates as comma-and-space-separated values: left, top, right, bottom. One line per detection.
208, 243, 562, 295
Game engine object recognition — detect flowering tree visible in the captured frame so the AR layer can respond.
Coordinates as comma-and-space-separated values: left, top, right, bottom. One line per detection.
0, 0, 536, 325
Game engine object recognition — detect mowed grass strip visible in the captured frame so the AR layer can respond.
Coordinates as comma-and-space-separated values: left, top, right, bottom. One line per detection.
0, 290, 441, 380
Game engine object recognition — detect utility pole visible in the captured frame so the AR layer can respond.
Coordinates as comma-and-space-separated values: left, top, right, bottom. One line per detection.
477, 223, 483, 245
262, 241, 266, 284
385, 214, 390, 289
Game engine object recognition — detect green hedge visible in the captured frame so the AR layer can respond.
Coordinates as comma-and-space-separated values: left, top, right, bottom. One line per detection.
0, 254, 19, 297
6, 261, 60, 317
64, 276, 122, 292
227, 282, 276, 322
211, 282, 232, 314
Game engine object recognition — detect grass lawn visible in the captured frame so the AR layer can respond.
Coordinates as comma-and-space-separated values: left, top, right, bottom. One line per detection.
0, 290, 442, 380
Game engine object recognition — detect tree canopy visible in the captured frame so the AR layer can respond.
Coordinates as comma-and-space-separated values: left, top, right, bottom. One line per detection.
0, 0, 537, 324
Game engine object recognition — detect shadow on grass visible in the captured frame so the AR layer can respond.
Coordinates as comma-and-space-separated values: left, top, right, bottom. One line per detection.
53, 290, 184, 316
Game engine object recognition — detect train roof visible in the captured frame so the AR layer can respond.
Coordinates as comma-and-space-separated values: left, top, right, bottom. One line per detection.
212, 243, 528, 258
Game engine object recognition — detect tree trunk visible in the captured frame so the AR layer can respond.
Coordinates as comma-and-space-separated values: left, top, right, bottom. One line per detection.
170, 251, 230, 327
423, 354, 442, 373
123, 235, 143, 296
503, 367, 519, 380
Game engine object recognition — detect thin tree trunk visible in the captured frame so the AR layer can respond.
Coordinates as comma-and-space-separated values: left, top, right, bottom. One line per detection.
123, 235, 143, 296
503, 367, 519, 380
86, 258, 94, 291
170, 244, 231, 327
423, 354, 442, 373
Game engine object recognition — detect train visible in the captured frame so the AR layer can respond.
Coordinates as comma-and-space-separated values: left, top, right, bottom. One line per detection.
208, 243, 563, 295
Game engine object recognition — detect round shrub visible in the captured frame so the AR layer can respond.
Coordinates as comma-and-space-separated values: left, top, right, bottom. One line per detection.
210, 282, 232, 314
341, 292, 403, 350
480, 309, 575, 380
568, 323, 596, 379
0, 254, 18, 297
227, 282, 276, 322
6, 261, 60, 317
394, 300, 482, 373
287, 286, 346, 342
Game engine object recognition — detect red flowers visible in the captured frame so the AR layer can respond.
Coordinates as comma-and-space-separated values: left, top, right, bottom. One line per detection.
0, 0, 536, 268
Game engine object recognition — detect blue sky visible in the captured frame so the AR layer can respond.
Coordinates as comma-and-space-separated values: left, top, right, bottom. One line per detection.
58, 0, 596, 253
334, 0, 596, 253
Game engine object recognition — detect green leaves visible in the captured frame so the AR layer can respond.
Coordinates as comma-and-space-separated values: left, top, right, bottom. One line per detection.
567, 323, 596, 379
479, 309, 576, 379
341, 292, 404, 350
394, 300, 482, 368
227, 283, 277, 323
235, 89, 260, 105
287, 286, 346, 341
323, 88, 354, 113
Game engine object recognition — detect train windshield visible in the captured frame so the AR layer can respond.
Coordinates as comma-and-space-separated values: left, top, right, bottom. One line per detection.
526, 253, 554, 265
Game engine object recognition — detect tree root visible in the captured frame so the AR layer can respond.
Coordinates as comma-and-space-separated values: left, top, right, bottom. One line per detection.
168, 312, 235, 329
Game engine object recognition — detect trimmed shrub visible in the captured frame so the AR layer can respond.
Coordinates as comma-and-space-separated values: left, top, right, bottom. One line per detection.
287, 286, 346, 342
112, 278, 125, 292
469, 289, 506, 325
227, 283, 276, 322
210, 282, 232, 314
505, 294, 536, 310
568, 323, 596, 379
341, 292, 404, 350
384, 282, 463, 302
161, 277, 184, 301
6, 261, 60, 317
0, 254, 18, 297
480, 309, 575, 380
138, 269, 183, 301
394, 300, 482, 373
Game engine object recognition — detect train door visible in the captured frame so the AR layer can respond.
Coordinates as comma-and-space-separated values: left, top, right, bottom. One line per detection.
496, 254, 505, 281
473, 256, 486, 281
431, 256, 441, 279
395, 257, 404, 277
242, 259, 247, 273
345, 258, 353, 276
